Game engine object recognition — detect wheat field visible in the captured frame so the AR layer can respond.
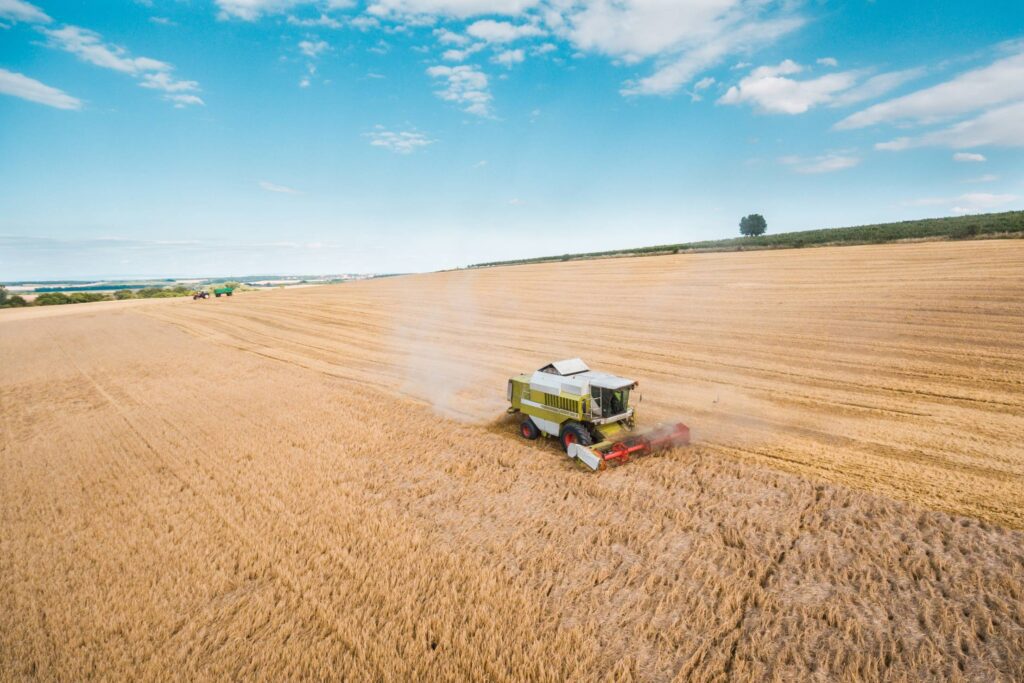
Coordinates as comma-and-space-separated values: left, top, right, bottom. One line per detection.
2, 240, 1023, 681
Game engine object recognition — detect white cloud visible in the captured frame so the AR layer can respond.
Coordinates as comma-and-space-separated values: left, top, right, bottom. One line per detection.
299, 39, 330, 57
40, 25, 203, 107
567, 0, 758, 59
206, 0, 813, 108
492, 48, 524, 67
216, 0, 307, 21
719, 60, 922, 114
465, 19, 543, 43
0, 68, 81, 109
287, 13, 344, 28
167, 94, 205, 108
875, 101, 1024, 150
426, 64, 491, 116
365, 127, 434, 153
140, 71, 200, 93
366, 0, 539, 20
620, 16, 805, 96
951, 193, 1018, 214
687, 75, 716, 101
835, 51, 1024, 130
0, 0, 50, 23
350, 15, 380, 30
816, 57, 837, 67
149, 16, 177, 26
953, 152, 986, 162
828, 68, 924, 108
435, 27, 469, 45
359, 0, 807, 99
779, 152, 860, 174
964, 174, 998, 183
719, 60, 859, 114
442, 42, 483, 61
903, 192, 1017, 214
259, 180, 302, 194
42, 25, 171, 74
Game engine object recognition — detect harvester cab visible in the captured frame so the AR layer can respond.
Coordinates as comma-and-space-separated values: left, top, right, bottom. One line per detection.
507, 358, 689, 470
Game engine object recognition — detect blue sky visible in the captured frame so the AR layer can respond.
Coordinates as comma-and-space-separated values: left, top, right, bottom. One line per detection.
1, 0, 1022, 279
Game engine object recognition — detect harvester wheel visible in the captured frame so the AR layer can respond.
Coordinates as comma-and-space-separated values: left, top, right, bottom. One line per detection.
519, 418, 539, 440
560, 422, 592, 452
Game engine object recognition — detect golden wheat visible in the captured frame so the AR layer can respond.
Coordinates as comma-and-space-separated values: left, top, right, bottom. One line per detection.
2, 239, 1022, 681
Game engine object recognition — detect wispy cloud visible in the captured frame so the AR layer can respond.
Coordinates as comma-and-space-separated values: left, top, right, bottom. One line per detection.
259, 180, 302, 194
719, 60, 921, 114
41, 24, 203, 106
875, 101, 1024, 151
779, 152, 861, 174
953, 152, 986, 162
365, 126, 434, 153
619, 17, 805, 97
216, 0, 306, 21
0, 0, 50, 23
0, 67, 81, 109
287, 13, 343, 28
836, 50, 1024, 130
902, 192, 1018, 214
42, 25, 171, 73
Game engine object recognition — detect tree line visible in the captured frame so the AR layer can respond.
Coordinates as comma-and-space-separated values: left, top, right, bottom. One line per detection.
0, 285, 213, 308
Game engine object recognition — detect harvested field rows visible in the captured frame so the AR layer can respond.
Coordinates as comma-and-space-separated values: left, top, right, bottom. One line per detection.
147, 239, 1024, 528
2, 240, 1024, 680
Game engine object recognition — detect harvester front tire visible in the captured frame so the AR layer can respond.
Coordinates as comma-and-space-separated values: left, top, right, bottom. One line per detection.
520, 419, 540, 440
560, 422, 592, 452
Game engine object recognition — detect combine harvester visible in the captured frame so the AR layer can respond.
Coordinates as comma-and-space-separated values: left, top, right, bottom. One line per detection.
507, 359, 689, 470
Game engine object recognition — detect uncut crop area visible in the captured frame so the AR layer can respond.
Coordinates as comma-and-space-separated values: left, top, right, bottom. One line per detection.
2, 240, 1023, 681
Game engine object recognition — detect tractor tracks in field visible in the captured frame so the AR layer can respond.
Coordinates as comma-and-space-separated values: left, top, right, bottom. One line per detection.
708, 441, 1023, 529
0, 404, 61, 678
51, 339, 384, 679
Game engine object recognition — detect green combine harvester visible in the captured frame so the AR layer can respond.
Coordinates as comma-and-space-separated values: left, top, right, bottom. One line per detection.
507, 358, 689, 470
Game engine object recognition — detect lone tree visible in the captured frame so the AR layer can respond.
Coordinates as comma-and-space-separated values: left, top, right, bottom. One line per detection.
739, 214, 767, 237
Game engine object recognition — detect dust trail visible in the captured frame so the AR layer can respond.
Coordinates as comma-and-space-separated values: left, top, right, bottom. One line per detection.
388, 271, 505, 423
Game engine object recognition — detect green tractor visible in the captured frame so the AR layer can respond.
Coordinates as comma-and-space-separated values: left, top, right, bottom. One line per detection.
507, 358, 689, 470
